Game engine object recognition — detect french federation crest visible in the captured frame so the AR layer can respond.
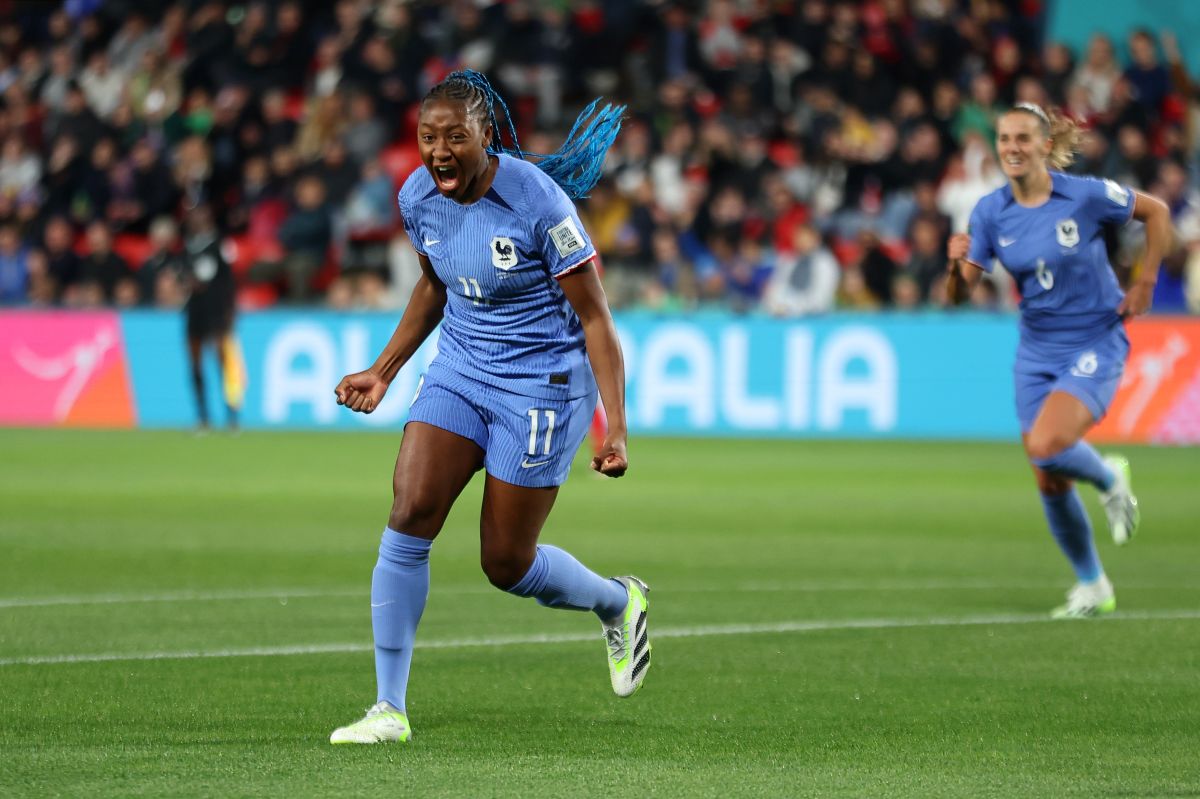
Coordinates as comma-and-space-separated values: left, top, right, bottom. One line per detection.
1056, 218, 1079, 249
1070, 350, 1098, 377
491, 236, 518, 270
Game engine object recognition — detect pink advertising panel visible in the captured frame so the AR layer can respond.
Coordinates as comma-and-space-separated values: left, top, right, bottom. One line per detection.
0, 311, 135, 427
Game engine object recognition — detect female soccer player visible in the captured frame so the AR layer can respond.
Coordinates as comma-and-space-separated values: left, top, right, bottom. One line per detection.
328, 71, 650, 744
947, 102, 1170, 618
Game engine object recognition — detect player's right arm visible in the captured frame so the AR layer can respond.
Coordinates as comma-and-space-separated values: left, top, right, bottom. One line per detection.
335, 254, 446, 414
946, 232, 984, 305
946, 201, 994, 305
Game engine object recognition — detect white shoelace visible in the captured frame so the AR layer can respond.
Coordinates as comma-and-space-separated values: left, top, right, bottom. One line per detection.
605, 626, 627, 661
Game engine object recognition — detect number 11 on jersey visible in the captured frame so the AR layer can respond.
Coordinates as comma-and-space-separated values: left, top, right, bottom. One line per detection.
527, 409, 556, 455
457, 276, 486, 305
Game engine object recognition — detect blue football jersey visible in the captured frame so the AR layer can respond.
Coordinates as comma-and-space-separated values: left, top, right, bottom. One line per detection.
967, 171, 1134, 351
397, 154, 598, 400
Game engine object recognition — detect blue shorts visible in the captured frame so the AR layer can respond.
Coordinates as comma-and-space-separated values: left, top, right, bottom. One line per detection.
1013, 326, 1129, 433
406, 363, 597, 488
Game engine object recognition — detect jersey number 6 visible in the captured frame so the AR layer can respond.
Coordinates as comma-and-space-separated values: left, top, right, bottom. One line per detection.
1036, 259, 1054, 291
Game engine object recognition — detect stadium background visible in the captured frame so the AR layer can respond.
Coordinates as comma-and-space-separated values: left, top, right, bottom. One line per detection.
3, 4, 1200, 797
0, 0, 1198, 441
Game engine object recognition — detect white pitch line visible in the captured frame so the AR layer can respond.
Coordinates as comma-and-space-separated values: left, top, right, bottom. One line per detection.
0, 587, 366, 609
1, 579, 1196, 609
3, 609, 1199, 667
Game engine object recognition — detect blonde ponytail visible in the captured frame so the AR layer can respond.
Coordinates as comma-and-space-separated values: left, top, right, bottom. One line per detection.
1046, 108, 1082, 170
1008, 102, 1082, 170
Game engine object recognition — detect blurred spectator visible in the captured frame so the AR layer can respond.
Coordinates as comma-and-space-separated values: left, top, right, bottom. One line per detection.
47, 82, 106, 149
296, 94, 347, 162
76, 220, 137, 307
333, 158, 397, 309
763, 224, 839, 316
642, 227, 698, 311
723, 237, 773, 313
139, 216, 188, 308
251, 174, 332, 302
342, 92, 388, 168
1124, 29, 1170, 118
41, 216, 80, 303
39, 46, 76, 115
1042, 43, 1075, 105
0, 135, 41, 199
0, 222, 29, 303
76, 137, 118, 225
892, 273, 921, 311
127, 48, 183, 124
79, 51, 125, 120
311, 140, 359, 207
1072, 34, 1121, 115
905, 217, 947, 302
107, 14, 158, 77
24, 248, 54, 305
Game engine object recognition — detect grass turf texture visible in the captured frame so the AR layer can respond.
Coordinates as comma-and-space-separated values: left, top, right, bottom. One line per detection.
1, 430, 1198, 798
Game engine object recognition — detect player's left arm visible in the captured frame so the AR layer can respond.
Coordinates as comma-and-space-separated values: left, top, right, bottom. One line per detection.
1120, 190, 1172, 318
559, 261, 628, 478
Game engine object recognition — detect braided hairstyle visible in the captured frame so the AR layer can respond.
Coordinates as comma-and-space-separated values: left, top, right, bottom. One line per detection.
422, 69, 625, 199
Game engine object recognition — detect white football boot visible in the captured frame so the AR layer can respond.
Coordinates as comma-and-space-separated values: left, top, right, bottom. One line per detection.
1100, 455, 1139, 545
1051, 575, 1116, 619
329, 701, 411, 744
600, 576, 651, 697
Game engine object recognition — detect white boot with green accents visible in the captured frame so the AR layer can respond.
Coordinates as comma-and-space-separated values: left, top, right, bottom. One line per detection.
1100, 455, 1139, 545
1051, 575, 1116, 619
601, 576, 651, 697
329, 701, 411, 744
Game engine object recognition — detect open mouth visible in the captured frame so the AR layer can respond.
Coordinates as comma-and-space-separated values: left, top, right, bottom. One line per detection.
432, 165, 460, 193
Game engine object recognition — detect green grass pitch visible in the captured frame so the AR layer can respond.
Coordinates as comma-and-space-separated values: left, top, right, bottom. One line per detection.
1, 429, 1198, 798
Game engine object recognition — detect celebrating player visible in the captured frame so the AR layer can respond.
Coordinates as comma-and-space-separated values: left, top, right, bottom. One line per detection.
329, 71, 650, 745
947, 103, 1171, 618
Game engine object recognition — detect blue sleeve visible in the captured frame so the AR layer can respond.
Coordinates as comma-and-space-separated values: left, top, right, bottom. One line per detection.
1083, 176, 1136, 226
533, 179, 597, 278
397, 188, 425, 257
966, 201, 995, 273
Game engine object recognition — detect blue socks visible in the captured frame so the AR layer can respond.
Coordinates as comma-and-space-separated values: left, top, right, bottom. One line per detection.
1040, 489, 1103, 583
371, 534, 625, 712
371, 528, 432, 713
1031, 441, 1115, 491
506, 544, 628, 619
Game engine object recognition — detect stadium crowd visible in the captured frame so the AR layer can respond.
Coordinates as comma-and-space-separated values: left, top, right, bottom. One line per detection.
0, 0, 1197, 315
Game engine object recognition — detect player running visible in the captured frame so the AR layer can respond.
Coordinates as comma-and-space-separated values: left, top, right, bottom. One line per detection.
328, 71, 650, 745
947, 102, 1171, 618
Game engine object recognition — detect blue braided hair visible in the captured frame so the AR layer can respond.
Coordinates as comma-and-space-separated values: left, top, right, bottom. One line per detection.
423, 69, 625, 199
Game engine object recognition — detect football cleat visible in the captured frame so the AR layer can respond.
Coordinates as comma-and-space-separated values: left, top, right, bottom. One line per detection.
1100, 455, 1139, 545
1051, 576, 1116, 619
329, 702, 411, 744
601, 576, 651, 697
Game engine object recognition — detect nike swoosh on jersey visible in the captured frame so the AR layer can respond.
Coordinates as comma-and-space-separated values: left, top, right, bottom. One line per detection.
424, 239, 440, 247
999, 237, 1017, 247
520, 458, 551, 468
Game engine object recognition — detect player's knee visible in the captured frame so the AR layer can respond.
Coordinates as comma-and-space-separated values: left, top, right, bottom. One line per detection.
387, 494, 446, 538
1026, 432, 1072, 463
480, 549, 534, 591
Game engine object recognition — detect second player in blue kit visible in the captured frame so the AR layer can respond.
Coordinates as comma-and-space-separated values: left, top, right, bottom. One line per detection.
329, 71, 650, 745
948, 102, 1172, 618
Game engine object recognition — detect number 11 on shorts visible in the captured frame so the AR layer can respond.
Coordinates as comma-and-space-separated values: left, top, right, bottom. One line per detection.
527, 409, 557, 455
